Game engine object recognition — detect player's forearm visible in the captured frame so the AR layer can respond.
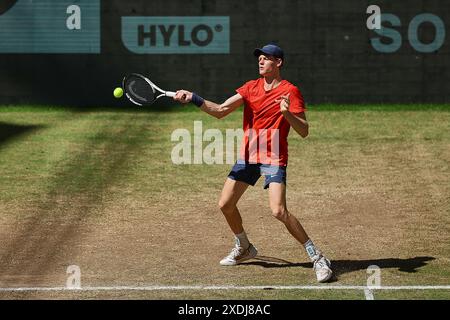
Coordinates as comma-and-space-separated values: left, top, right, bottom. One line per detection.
282, 110, 309, 138
200, 100, 228, 119
200, 95, 243, 119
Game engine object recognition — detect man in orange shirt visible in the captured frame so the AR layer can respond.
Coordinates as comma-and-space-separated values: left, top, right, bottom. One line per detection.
173, 44, 333, 282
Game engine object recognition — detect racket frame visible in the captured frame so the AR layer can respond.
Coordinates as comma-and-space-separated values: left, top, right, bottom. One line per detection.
122, 73, 175, 106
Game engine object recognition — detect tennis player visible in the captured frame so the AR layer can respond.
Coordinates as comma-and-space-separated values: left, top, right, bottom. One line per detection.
173, 44, 333, 282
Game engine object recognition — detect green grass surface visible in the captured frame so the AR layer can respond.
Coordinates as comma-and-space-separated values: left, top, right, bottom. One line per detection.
0, 104, 449, 300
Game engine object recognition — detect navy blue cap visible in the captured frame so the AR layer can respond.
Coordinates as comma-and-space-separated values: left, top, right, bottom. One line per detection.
253, 44, 284, 60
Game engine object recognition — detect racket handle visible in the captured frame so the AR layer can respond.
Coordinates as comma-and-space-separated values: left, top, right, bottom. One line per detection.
165, 91, 176, 97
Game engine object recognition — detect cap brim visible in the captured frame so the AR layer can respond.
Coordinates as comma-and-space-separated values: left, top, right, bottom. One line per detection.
253, 48, 283, 59
253, 48, 265, 57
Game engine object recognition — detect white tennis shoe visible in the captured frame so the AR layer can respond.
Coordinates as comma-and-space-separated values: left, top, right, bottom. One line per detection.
220, 244, 258, 266
313, 254, 333, 283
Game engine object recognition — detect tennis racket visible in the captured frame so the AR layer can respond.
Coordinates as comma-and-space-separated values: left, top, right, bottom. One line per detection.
122, 73, 176, 106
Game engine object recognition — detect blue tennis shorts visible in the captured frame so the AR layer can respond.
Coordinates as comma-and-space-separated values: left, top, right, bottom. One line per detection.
228, 160, 287, 189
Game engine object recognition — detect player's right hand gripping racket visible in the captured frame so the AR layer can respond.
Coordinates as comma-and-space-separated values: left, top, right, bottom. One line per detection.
122, 73, 176, 106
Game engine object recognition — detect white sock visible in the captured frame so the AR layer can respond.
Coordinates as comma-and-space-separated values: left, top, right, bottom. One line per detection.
303, 239, 320, 261
235, 232, 250, 249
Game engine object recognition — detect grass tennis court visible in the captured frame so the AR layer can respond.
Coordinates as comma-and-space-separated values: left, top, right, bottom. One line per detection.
0, 104, 449, 299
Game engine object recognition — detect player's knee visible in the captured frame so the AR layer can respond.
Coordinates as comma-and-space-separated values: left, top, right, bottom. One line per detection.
271, 207, 289, 222
218, 199, 235, 214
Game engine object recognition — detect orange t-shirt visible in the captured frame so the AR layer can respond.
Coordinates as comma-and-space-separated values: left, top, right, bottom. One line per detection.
236, 78, 306, 166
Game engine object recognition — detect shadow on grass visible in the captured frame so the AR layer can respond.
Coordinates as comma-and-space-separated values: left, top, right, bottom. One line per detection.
0, 113, 153, 289
0, 122, 44, 146
243, 256, 435, 278
0, 103, 196, 113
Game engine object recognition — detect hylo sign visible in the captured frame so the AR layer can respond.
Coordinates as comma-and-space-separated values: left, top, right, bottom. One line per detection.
122, 16, 230, 54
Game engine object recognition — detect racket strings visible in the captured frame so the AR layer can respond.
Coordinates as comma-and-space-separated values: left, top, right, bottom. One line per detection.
124, 75, 156, 105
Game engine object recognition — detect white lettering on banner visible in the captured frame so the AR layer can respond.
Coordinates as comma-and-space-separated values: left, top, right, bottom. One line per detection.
66, 5, 81, 30
122, 16, 230, 54
370, 13, 446, 53
366, 5, 381, 30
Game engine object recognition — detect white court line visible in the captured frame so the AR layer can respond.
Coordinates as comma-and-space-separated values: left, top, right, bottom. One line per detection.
0, 285, 450, 292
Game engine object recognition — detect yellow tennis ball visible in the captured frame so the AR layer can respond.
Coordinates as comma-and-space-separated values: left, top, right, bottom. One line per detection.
113, 87, 123, 98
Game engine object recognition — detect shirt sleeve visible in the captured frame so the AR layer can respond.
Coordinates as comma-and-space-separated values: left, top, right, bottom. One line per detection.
289, 86, 306, 114
236, 81, 251, 101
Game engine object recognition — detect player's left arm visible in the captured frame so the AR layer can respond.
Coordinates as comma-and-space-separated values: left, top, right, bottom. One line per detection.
276, 89, 309, 138
281, 108, 309, 138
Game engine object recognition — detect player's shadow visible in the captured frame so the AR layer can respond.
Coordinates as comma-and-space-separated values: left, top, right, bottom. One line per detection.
0, 122, 44, 146
242, 256, 435, 279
